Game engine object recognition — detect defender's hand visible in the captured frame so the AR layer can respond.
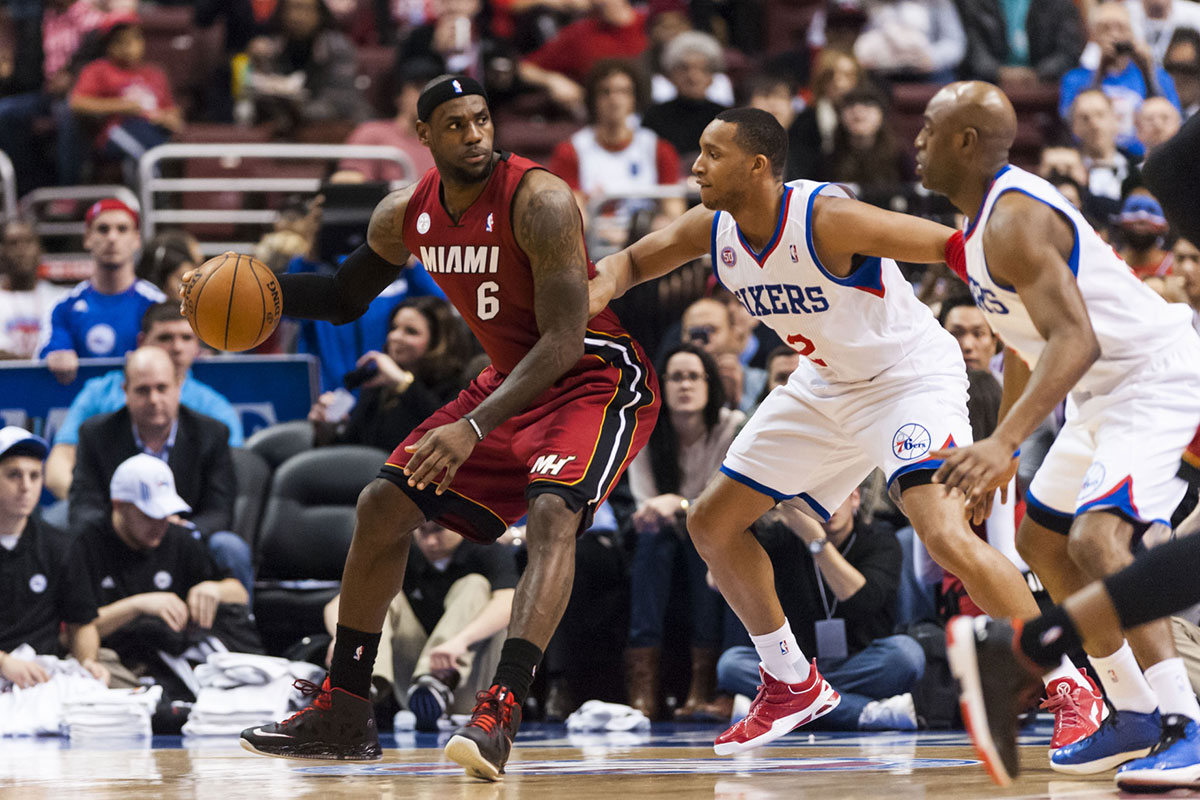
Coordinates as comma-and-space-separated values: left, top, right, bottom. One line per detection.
932, 438, 1019, 514
403, 419, 478, 495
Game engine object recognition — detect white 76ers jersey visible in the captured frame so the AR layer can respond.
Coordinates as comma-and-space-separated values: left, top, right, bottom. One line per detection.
963, 166, 1197, 395
712, 181, 947, 383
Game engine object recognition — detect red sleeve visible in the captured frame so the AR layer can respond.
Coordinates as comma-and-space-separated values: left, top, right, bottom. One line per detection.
71, 60, 109, 99
146, 65, 177, 110
944, 230, 968, 282
548, 141, 581, 190
524, 22, 584, 75
654, 137, 680, 184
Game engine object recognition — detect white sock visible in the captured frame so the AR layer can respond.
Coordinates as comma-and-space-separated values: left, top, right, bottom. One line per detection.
751, 621, 809, 684
1145, 658, 1200, 721
1043, 655, 1089, 690
1089, 642, 1159, 714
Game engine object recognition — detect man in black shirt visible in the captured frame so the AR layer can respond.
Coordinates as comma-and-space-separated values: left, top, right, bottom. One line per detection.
0, 427, 107, 687
66, 454, 248, 680
716, 487, 926, 730
323, 520, 517, 731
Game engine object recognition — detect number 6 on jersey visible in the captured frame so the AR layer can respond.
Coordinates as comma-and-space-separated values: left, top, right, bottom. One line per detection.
477, 281, 499, 320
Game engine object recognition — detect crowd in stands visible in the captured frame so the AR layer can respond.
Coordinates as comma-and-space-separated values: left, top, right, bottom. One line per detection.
4, 0, 1200, 734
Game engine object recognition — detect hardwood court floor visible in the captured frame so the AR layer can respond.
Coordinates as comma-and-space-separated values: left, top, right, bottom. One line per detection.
0, 722, 1174, 800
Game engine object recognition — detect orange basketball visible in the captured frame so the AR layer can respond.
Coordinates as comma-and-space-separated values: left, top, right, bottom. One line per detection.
183, 252, 281, 352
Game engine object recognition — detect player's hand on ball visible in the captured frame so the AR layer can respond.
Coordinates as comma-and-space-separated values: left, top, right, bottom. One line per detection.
931, 437, 1019, 519
403, 419, 479, 494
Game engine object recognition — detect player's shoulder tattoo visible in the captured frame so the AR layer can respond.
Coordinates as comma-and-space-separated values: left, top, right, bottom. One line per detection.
513, 170, 584, 269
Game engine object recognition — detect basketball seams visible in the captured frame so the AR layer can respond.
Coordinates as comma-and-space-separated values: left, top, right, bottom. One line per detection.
252, 261, 267, 348
185, 252, 228, 335
223, 255, 241, 351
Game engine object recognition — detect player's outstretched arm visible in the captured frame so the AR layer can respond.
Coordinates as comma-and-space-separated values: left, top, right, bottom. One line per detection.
810, 195, 956, 268
589, 203, 715, 317
274, 185, 416, 324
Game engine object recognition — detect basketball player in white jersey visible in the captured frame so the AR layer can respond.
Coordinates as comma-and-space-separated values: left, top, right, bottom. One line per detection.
917, 82, 1200, 782
589, 107, 1073, 755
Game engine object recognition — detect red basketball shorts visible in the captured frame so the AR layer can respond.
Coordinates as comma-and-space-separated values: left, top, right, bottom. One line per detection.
380, 331, 660, 543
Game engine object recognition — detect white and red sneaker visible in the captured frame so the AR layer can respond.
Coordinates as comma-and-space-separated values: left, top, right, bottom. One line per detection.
1042, 673, 1104, 755
713, 662, 839, 755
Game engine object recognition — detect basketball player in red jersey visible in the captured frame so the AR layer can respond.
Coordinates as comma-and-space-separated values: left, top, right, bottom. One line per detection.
238, 75, 660, 780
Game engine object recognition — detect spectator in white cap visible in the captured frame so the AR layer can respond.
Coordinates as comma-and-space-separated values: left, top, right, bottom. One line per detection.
0, 426, 109, 688
66, 453, 248, 681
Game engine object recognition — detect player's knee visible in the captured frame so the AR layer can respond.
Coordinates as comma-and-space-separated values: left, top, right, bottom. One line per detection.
1066, 523, 1124, 576
525, 492, 579, 547
355, 479, 419, 542
918, 523, 972, 574
685, 500, 718, 550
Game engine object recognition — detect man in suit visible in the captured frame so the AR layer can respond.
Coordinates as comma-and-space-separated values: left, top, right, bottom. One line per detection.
67, 346, 251, 593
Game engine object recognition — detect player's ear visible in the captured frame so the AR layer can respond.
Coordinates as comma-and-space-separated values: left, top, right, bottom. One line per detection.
753, 154, 770, 177
415, 120, 431, 147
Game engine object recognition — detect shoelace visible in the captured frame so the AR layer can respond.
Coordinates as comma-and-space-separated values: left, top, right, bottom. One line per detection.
1040, 688, 1080, 732
469, 689, 515, 734
279, 678, 332, 724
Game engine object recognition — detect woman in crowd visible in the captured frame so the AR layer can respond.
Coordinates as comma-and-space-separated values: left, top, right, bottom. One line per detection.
625, 343, 744, 721
308, 296, 472, 451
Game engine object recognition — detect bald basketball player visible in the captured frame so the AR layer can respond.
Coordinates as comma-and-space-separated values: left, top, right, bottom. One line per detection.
918, 82, 1200, 781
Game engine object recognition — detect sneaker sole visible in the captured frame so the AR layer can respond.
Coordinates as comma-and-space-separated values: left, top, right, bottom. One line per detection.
444, 734, 501, 782
712, 681, 840, 755
239, 736, 382, 761
946, 616, 1013, 788
1050, 747, 1154, 775
1117, 766, 1200, 793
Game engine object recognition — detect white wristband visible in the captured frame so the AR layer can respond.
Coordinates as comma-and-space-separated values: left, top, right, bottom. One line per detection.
464, 415, 484, 441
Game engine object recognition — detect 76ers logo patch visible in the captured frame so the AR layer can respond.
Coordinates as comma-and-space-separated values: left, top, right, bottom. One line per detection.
720, 247, 736, 267
892, 423, 931, 461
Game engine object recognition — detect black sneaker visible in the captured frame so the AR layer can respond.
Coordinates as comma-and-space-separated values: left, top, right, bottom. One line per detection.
946, 615, 1043, 787
407, 674, 453, 733
240, 677, 382, 761
443, 684, 522, 781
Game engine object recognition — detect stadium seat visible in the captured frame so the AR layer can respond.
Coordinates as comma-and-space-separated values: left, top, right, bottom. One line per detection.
355, 44, 397, 118
230, 447, 271, 548
243, 420, 314, 471
252, 445, 386, 654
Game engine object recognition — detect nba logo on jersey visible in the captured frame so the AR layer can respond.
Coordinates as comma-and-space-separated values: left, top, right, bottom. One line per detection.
486, 213, 494, 232
452, 80, 463, 94
720, 247, 736, 267
790, 244, 799, 262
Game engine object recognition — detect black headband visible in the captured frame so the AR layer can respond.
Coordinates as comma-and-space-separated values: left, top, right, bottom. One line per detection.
417, 76, 489, 122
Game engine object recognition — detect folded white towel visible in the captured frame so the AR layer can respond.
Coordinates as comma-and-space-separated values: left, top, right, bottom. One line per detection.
565, 700, 651, 732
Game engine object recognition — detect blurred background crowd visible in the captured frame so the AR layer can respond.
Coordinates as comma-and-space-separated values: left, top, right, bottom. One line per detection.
3, 0, 1200, 735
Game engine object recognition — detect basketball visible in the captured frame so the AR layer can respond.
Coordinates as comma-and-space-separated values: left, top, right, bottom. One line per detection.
183, 252, 281, 352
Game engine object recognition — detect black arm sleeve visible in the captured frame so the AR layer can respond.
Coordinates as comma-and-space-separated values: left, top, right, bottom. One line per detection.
1104, 532, 1200, 630
1142, 110, 1200, 245
278, 244, 405, 325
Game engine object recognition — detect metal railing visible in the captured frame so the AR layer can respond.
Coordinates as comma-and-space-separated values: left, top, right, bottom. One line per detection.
137, 143, 418, 254
18, 184, 140, 239
0, 150, 17, 222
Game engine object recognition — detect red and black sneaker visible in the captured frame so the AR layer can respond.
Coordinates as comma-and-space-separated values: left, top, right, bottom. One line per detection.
240, 677, 381, 761
443, 684, 522, 781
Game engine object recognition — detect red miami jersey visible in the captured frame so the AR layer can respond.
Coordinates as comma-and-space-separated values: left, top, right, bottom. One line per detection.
402, 151, 630, 375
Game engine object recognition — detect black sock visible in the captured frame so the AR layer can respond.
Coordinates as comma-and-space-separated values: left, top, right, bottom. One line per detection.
329, 624, 380, 699
492, 638, 543, 705
1018, 606, 1084, 670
